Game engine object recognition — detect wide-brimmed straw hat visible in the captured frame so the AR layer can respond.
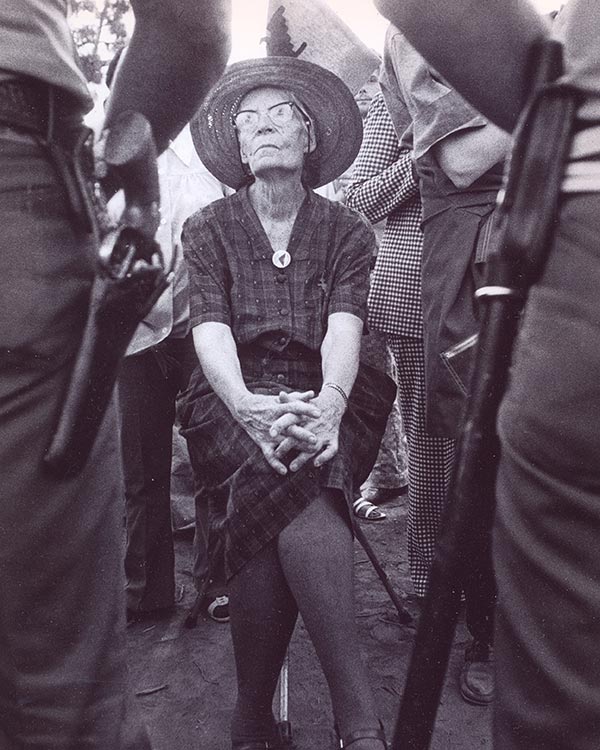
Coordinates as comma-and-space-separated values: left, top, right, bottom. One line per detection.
190, 56, 363, 189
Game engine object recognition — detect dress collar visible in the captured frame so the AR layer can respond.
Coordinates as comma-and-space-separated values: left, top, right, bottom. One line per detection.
235, 185, 325, 261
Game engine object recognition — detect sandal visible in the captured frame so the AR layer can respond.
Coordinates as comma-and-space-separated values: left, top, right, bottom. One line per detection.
352, 497, 386, 521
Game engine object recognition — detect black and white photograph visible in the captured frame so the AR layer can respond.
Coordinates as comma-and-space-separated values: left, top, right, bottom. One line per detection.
0, 0, 592, 748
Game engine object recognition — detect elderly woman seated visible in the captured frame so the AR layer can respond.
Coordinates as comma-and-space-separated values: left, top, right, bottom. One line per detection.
179, 56, 395, 750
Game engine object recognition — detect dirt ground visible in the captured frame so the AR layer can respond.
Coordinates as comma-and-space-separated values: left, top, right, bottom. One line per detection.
126, 495, 492, 750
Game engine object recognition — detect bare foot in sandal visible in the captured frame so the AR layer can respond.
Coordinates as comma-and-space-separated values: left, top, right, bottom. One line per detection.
352, 497, 386, 521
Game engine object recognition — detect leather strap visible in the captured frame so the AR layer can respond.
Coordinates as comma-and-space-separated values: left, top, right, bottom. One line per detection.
0, 77, 81, 137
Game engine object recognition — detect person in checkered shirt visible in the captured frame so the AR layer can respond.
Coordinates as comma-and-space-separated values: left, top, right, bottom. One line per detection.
346, 91, 454, 602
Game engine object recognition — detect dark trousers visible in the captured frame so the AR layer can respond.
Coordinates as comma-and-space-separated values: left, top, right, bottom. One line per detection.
495, 193, 600, 749
463, 529, 495, 646
118, 335, 197, 612
172, 427, 227, 593
0, 133, 150, 748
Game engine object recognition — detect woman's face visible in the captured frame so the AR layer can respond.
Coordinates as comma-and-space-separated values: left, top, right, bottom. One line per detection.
235, 87, 312, 182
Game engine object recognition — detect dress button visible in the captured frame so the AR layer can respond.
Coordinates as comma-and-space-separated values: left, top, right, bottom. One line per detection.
279, 308, 289, 316
278, 336, 287, 346
276, 274, 286, 284
276, 373, 286, 383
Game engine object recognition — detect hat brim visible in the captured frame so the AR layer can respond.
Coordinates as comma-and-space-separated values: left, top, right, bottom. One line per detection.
190, 57, 363, 190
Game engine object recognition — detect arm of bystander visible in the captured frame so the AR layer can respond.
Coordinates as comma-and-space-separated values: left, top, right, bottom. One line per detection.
345, 93, 419, 223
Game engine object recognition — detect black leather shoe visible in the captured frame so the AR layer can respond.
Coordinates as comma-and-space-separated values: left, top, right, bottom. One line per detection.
459, 639, 494, 705
126, 605, 175, 626
336, 719, 387, 748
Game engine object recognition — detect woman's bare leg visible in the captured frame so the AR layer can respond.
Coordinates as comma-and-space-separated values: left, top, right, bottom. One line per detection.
278, 491, 383, 748
228, 542, 298, 746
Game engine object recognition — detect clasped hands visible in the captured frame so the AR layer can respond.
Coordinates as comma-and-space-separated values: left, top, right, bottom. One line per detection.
235, 388, 346, 476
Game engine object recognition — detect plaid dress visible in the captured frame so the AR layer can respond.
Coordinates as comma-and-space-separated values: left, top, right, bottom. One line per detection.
179, 188, 395, 578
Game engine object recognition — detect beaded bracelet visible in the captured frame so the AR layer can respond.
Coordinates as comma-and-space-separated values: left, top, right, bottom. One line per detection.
323, 382, 349, 408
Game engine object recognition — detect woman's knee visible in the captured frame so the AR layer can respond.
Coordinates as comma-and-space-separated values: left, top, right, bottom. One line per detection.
280, 490, 350, 544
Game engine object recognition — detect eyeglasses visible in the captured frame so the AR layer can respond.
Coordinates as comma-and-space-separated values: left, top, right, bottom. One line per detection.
233, 101, 309, 132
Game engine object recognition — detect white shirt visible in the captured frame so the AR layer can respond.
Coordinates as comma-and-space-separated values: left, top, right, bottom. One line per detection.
109, 125, 231, 354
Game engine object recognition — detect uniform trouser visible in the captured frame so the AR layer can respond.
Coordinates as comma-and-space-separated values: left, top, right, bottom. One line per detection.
0, 134, 150, 748
495, 193, 600, 749
119, 336, 226, 611
171, 427, 226, 592
191, 479, 228, 595
388, 335, 494, 645
119, 335, 194, 613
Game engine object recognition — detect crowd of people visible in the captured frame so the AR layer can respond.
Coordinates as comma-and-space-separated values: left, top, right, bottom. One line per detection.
1, 0, 599, 748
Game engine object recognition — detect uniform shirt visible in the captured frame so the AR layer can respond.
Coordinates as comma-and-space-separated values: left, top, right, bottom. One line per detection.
555, 0, 600, 122
346, 93, 423, 339
183, 187, 374, 352
553, 0, 600, 192
0, 0, 91, 109
380, 25, 486, 158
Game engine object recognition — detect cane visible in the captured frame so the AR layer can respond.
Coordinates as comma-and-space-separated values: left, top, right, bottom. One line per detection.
390, 40, 579, 750
354, 523, 412, 626
184, 574, 212, 629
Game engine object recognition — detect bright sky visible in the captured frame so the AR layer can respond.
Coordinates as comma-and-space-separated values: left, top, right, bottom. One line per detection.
80, 1, 566, 66
230, 0, 564, 61
81, 2, 386, 62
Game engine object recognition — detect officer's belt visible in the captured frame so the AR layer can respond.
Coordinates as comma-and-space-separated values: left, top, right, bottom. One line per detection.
0, 77, 82, 138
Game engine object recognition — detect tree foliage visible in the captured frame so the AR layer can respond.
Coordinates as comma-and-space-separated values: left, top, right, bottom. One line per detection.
69, 0, 131, 82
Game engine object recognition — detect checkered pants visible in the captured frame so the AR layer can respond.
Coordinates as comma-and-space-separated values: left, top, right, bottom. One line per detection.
387, 334, 455, 597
